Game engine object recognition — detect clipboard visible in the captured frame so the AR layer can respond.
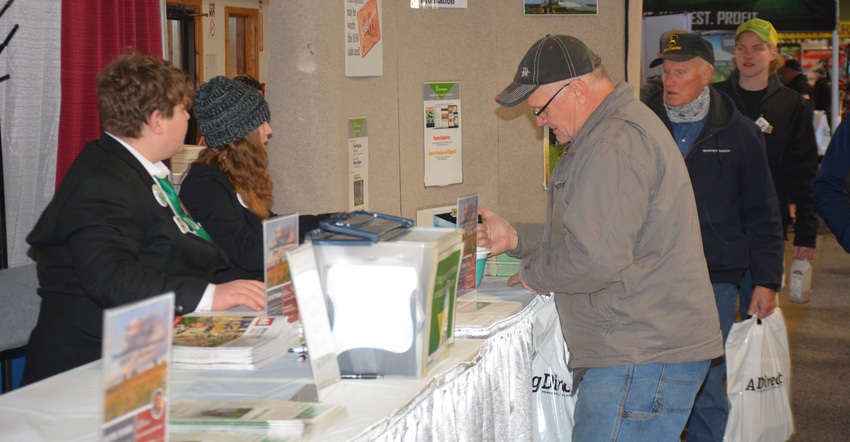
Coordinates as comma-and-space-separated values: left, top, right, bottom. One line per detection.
313, 211, 413, 244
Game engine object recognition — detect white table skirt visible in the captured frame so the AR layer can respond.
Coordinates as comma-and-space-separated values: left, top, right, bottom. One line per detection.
0, 280, 540, 441
353, 292, 539, 441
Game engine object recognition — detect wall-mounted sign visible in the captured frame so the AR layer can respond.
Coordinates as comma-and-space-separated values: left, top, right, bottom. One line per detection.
345, 0, 383, 77
423, 82, 462, 187
643, 0, 836, 32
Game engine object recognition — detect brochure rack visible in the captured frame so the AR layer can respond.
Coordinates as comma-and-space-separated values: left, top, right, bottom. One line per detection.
303, 212, 463, 377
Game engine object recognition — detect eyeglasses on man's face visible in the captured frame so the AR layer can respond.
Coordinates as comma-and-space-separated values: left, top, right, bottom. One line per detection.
533, 81, 571, 116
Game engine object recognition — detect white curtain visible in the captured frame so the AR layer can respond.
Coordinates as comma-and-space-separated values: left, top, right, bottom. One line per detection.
0, 0, 60, 268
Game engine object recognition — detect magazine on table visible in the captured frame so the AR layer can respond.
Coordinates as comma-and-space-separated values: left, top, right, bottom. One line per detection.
172, 315, 297, 370
170, 431, 296, 441
170, 432, 296, 441
169, 399, 346, 439
454, 297, 523, 329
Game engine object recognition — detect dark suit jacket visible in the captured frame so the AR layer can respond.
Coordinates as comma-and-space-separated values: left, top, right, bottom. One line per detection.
22, 133, 229, 384
180, 164, 331, 283
179, 163, 266, 283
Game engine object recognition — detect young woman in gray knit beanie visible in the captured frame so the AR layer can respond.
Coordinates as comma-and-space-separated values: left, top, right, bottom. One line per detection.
179, 76, 330, 283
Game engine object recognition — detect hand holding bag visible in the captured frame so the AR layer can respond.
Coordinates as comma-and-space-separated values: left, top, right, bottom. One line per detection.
724, 308, 794, 442
531, 295, 577, 441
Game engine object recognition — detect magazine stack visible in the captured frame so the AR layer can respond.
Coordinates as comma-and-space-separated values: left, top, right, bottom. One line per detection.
172, 316, 297, 370
169, 399, 347, 440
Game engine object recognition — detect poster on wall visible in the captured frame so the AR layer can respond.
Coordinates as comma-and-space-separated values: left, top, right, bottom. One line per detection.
523, 0, 597, 16
348, 117, 369, 211
643, 0, 836, 32
801, 48, 846, 70
345, 0, 383, 77
411, 0, 467, 9
543, 125, 569, 189
423, 82, 462, 187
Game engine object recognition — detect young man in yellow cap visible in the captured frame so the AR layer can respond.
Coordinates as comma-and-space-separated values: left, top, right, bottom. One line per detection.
714, 17, 819, 319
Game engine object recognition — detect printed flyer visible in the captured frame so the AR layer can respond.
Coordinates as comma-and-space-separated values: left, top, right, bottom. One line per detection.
543, 124, 569, 189
101, 293, 174, 442
345, 0, 383, 77
427, 244, 462, 363
348, 117, 369, 211
411, 0, 467, 9
423, 82, 462, 187
263, 213, 299, 321
455, 194, 478, 298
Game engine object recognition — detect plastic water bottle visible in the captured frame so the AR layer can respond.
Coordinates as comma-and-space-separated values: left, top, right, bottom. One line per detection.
788, 259, 812, 304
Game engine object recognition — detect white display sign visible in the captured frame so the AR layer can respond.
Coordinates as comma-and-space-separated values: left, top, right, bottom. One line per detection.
345, 0, 383, 77
423, 82, 462, 187
348, 117, 369, 211
410, 0, 468, 8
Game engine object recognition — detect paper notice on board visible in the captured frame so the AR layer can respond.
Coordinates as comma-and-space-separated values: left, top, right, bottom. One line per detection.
423, 82, 462, 187
348, 118, 369, 211
411, 0, 468, 8
345, 0, 383, 77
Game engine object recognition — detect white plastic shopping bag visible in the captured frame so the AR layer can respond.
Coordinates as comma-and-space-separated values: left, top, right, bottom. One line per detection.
813, 110, 831, 156
531, 295, 577, 441
724, 308, 794, 442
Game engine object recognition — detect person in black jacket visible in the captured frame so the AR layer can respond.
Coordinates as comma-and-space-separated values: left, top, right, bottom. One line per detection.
713, 18, 819, 320
777, 58, 813, 101
180, 76, 331, 283
645, 30, 784, 442
812, 66, 831, 125
22, 50, 265, 385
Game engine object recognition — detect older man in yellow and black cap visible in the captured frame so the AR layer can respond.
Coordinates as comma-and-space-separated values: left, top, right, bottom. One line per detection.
645, 29, 785, 442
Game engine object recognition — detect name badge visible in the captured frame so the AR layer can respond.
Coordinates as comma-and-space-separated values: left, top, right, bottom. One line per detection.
173, 215, 190, 234
152, 184, 168, 207
755, 116, 773, 134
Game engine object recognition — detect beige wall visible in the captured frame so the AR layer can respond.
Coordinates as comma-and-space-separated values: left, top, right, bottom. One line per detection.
265, 1, 643, 224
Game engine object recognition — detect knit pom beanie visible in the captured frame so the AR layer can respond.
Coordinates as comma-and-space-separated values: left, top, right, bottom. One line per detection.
194, 76, 270, 147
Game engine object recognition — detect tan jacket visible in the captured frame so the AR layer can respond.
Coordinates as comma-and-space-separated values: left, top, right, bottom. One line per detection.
511, 83, 724, 371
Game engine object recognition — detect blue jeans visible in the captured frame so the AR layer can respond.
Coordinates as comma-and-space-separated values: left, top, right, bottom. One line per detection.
685, 283, 738, 442
573, 360, 711, 442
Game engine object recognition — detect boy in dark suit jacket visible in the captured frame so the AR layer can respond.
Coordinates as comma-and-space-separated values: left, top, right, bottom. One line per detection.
22, 49, 266, 385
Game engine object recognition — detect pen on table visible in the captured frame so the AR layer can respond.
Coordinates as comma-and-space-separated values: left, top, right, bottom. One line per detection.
341, 373, 385, 380
288, 344, 308, 354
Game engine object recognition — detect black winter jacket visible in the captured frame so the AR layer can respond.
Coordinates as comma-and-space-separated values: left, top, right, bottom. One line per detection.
714, 72, 819, 248
180, 164, 329, 283
646, 86, 784, 289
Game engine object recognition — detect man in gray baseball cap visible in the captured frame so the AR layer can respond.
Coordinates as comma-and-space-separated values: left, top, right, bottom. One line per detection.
481, 34, 724, 441
495, 34, 602, 108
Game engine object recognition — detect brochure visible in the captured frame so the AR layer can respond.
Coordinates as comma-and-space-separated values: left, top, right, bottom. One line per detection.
263, 213, 300, 321
172, 316, 296, 370
169, 399, 346, 439
101, 292, 175, 442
